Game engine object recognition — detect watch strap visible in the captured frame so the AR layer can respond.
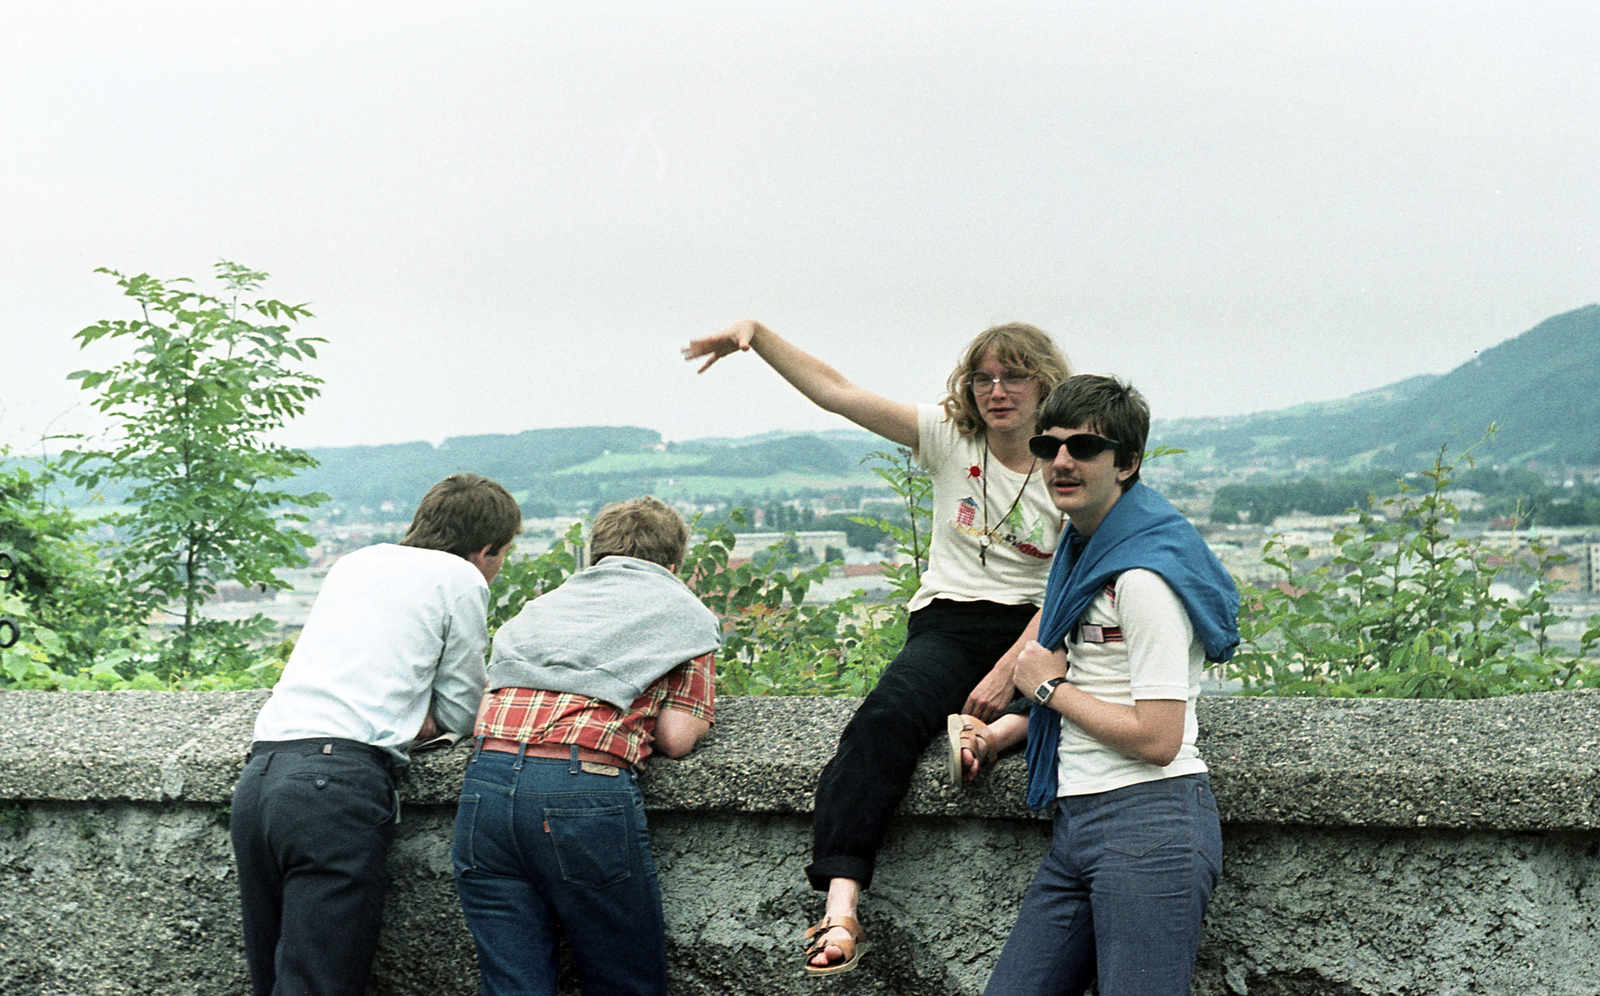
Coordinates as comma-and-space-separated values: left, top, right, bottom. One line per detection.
1032, 676, 1066, 705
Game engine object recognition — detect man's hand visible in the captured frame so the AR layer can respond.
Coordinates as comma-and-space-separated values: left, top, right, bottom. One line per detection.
1013, 640, 1069, 701
414, 712, 441, 743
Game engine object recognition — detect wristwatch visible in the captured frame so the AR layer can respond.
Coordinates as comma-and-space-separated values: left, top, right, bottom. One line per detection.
1032, 676, 1067, 706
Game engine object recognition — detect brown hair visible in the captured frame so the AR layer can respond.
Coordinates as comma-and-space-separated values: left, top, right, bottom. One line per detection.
588, 495, 690, 570
400, 473, 522, 558
940, 322, 1072, 437
1035, 375, 1149, 489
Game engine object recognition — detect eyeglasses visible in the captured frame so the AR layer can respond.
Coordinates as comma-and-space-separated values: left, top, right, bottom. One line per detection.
1028, 433, 1121, 462
967, 372, 1031, 396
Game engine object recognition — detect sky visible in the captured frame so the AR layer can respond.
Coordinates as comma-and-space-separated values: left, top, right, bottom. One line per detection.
3, 1, 1595, 453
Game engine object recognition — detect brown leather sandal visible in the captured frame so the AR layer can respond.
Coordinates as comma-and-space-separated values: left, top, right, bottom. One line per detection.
946, 713, 993, 784
803, 915, 865, 976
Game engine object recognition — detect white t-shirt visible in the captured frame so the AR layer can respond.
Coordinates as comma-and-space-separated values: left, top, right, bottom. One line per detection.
909, 404, 1062, 612
1055, 568, 1208, 797
252, 543, 491, 761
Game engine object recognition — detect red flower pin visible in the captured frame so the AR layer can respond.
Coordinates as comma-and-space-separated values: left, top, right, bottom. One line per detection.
968, 465, 982, 478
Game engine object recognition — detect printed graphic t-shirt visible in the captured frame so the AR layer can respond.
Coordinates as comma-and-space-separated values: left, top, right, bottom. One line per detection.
908, 404, 1063, 613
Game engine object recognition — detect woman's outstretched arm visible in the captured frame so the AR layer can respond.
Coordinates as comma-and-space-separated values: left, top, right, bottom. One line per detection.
683, 319, 920, 448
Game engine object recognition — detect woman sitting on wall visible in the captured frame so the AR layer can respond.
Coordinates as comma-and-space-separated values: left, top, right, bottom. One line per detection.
682, 318, 1069, 975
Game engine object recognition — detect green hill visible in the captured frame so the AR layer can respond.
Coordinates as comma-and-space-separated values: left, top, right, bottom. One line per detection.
292, 426, 891, 515
1156, 304, 1600, 468
295, 426, 664, 512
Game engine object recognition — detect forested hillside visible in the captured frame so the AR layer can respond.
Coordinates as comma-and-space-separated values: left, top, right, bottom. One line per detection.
1156, 304, 1600, 467
291, 425, 891, 515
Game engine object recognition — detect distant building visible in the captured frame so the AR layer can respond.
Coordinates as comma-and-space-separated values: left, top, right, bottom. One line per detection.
726, 531, 850, 564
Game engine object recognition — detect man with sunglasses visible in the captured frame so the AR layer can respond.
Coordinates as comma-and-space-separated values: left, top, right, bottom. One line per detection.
948, 375, 1239, 996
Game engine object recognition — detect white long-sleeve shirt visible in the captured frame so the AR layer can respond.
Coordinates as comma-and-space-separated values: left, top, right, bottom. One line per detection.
252, 543, 490, 762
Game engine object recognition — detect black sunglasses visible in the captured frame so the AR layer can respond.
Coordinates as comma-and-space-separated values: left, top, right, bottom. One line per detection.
1028, 433, 1121, 462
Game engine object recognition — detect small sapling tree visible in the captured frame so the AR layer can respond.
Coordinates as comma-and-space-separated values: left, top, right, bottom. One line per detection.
64, 262, 327, 679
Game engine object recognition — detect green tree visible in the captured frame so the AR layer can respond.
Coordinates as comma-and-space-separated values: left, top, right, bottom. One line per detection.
62, 262, 327, 679
849, 448, 932, 602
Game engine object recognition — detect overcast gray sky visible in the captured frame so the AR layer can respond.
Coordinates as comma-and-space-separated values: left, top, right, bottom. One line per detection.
4, 0, 1595, 452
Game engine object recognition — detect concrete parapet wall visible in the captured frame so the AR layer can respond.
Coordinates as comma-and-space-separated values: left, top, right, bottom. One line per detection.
2, 689, 1598, 995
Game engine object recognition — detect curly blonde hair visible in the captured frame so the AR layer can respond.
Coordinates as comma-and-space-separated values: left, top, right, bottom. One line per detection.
939, 323, 1072, 437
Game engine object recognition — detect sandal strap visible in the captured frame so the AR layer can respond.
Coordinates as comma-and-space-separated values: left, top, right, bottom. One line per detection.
960, 720, 993, 765
804, 915, 863, 943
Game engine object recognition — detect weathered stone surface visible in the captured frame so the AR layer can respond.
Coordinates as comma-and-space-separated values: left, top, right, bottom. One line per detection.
2, 689, 1600, 994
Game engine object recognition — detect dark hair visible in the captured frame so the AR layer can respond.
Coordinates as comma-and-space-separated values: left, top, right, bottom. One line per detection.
400, 474, 522, 558
1035, 375, 1149, 489
940, 322, 1071, 437
589, 496, 689, 570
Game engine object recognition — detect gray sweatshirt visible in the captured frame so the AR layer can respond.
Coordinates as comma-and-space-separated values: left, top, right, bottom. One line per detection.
486, 556, 722, 709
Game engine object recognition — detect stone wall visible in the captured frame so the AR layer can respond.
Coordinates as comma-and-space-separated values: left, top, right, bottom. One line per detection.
2, 689, 1598, 995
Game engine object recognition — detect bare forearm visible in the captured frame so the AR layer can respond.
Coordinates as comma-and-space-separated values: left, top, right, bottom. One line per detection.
964, 609, 1042, 721
746, 324, 850, 408
984, 713, 1028, 753
1014, 638, 1184, 767
653, 707, 711, 759
1046, 685, 1184, 768
684, 320, 918, 447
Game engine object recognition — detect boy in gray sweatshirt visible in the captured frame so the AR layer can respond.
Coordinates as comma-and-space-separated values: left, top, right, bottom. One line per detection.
451, 495, 722, 996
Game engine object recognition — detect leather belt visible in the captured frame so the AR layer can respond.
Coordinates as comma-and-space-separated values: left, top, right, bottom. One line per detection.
478, 737, 630, 770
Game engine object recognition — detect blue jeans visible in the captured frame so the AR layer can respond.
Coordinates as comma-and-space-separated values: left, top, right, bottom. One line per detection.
451, 746, 667, 996
985, 773, 1222, 996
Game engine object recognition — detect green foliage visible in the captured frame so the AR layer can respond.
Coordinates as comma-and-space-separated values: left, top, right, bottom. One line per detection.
487, 521, 584, 632
1231, 436, 1600, 698
0, 455, 153, 687
685, 511, 902, 697
61, 262, 327, 681
848, 448, 932, 603
485, 509, 904, 698
706, 449, 932, 696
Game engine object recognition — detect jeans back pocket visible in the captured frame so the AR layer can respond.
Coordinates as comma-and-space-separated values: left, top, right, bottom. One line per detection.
545, 802, 632, 889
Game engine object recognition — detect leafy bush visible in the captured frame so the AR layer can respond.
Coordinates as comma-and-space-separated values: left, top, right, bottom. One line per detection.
1230, 438, 1600, 698
0, 456, 153, 688
484, 510, 913, 698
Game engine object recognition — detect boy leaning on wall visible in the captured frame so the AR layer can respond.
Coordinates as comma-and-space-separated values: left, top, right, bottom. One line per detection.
229, 473, 522, 996
451, 495, 723, 996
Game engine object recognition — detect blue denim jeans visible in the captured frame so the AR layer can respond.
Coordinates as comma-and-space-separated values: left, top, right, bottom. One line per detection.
985, 773, 1222, 996
451, 745, 667, 996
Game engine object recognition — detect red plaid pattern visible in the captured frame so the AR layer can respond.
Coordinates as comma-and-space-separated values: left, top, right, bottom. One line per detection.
474, 652, 715, 768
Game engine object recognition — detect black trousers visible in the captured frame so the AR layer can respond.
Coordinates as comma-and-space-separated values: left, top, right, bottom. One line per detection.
231, 738, 398, 996
806, 598, 1036, 891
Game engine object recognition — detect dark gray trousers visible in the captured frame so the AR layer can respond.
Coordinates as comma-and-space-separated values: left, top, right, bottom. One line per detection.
231, 738, 397, 996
